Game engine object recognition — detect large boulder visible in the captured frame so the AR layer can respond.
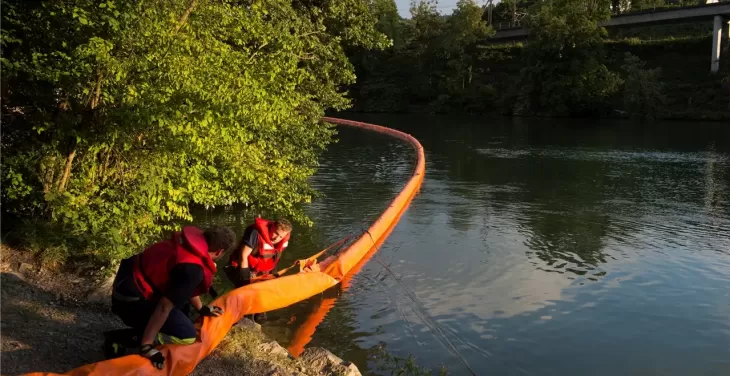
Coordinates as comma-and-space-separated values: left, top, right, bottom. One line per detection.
258, 341, 292, 359
299, 348, 361, 376
237, 318, 263, 332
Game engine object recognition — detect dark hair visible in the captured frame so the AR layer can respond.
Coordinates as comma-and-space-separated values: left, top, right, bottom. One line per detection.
203, 226, 237, 253
274, 218, 292, 233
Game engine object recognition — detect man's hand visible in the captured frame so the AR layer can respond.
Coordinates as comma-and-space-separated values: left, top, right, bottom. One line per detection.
140, 344, 165, 369
199, 305, 224, 317
239, 267, 251, 286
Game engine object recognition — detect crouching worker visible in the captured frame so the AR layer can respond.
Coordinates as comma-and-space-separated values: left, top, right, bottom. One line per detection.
224, 218, 291, 321
224, 218, 292, 288
104, 226, 236, 369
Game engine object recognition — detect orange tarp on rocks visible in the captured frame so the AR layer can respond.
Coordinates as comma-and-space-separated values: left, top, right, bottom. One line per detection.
23, 117, 425, 376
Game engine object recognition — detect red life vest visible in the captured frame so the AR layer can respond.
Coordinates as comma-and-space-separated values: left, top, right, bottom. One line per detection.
132, 226, 217, 300
247, 218, 290, 273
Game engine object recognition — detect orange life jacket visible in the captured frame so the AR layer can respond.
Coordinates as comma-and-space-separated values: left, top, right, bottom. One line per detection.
132, 226, 217, 300
247, 218, 290, 273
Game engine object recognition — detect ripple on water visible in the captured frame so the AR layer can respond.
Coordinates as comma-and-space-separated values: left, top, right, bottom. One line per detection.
476, 147, 730, 165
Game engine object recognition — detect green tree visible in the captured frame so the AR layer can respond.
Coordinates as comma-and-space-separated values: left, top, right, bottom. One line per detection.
346, 0, 405, 112
346, 0, 498, 113
621, 53, 665, 120
515, 0, 622, 115
370, 0, 403, 45
402, 0, 449, 104
492, 0, 536, 27
447, 0, 493, 87
1, 0, 388, 265
439, 0, 494, 110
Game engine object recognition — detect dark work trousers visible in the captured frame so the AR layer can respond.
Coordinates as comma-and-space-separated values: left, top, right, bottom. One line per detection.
110, 258, 197, 345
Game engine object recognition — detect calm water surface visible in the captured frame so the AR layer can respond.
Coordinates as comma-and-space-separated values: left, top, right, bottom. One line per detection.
196, 114, 730, 375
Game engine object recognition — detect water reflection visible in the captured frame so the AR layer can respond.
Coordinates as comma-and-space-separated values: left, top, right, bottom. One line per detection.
195, 114, 730, 375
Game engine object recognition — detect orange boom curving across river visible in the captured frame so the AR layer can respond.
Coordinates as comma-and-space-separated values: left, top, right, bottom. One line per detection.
23, 117, 426, 376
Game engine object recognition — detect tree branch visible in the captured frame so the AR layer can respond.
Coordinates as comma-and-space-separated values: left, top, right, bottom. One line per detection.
90, 73, 103, 110
58, 149, 77, 192
175, 0, 198, 33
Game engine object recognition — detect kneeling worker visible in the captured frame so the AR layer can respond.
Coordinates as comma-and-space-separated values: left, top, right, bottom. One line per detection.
224, 217, 292, 288
105, 226, 236, 369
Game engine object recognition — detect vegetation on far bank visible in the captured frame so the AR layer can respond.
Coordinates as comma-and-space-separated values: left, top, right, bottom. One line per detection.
347, 0, 729, 119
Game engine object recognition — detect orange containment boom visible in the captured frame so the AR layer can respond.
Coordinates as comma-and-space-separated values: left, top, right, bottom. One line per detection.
23, 117, 425, 376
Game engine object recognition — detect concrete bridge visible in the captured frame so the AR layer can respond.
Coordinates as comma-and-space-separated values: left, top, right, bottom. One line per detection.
489, 2, 730, 73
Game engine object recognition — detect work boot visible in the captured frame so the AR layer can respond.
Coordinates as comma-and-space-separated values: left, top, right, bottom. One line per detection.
103, 328, 141, 359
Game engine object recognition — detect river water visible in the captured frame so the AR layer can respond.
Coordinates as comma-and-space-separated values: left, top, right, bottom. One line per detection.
197, 114, 730, 375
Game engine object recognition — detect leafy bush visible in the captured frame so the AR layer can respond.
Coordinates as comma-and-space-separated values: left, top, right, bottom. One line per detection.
1, 0, 388, 265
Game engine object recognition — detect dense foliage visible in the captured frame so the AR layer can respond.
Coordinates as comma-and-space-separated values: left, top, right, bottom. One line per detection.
348, 0, 727, 118
621, 53, 665, 120
1, 0, 388, 265
350, 0, 495, 113
514, 0, 622, 116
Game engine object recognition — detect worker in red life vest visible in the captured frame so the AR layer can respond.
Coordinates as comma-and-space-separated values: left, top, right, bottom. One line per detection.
224, 217, 292, 288
103, 226, 236, 369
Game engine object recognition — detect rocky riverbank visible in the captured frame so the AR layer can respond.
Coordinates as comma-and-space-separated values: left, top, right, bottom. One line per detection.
0, 245, 361, 376
192, 319, 361, 376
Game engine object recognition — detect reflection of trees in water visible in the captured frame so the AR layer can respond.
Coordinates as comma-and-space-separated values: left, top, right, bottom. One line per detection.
446, 203, 478, 233
703, 144, 730, 216
314, 126, 413, 224
326, 114, 730, 287
192, 114, 730, 373
422, 119, 630, 278
521, 211, 610, 277
426, 118, 614, 274
515, 154, 613, 276
427, 117, 730, 282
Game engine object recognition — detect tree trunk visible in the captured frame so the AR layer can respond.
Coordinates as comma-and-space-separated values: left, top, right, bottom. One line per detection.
57, 149, 77, 192
175, 0, 198, 32
90, 73, 103, 110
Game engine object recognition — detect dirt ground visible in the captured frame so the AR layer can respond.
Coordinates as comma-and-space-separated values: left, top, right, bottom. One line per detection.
0, 246, 127, 376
